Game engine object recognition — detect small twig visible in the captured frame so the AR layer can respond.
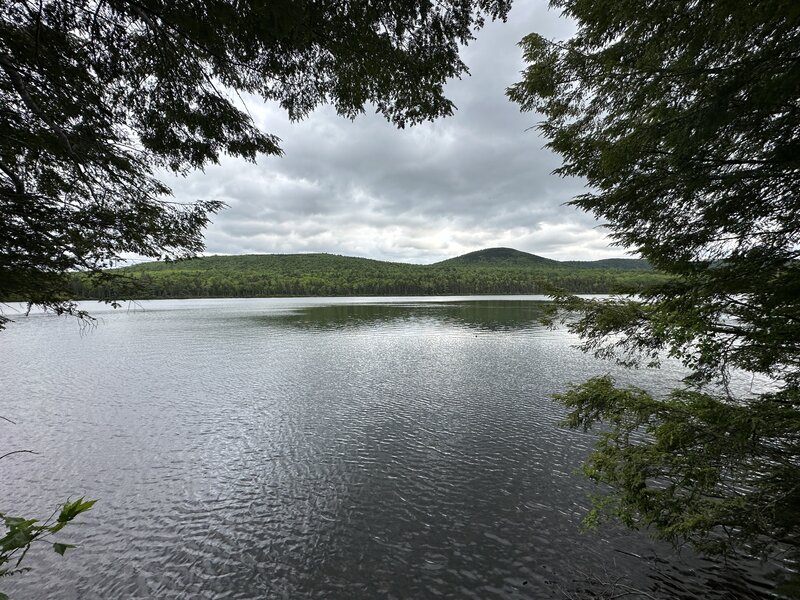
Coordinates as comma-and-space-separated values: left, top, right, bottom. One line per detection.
34, 0, 43, 62
0, 160, 25, 194
610, 584, 660, 600
0, 415, 17, 425
0, 450, 39, 461
14, 543, 32, 569
613, 548, 645, 560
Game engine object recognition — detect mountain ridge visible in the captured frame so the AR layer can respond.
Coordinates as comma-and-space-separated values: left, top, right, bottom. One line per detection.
125, 247, 649, 271
66, 247, 663, 300
433, 247, 649, 269
433, 247, 558, 267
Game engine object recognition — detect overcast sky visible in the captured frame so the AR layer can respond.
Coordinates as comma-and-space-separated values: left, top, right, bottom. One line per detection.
168, 2, 625, 265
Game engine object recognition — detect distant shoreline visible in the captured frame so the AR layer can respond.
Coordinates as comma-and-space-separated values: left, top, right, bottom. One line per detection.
65, 248, 667, 301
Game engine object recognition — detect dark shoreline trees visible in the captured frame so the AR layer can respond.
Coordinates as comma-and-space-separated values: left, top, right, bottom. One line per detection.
509, 0, 800, 594
64, 251, 666, 299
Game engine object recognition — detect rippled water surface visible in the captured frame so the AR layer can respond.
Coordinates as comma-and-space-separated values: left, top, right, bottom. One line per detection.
0, 298, 777, 599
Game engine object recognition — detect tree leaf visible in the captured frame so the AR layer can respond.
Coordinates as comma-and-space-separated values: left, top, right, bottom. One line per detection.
53, 543, 76, 556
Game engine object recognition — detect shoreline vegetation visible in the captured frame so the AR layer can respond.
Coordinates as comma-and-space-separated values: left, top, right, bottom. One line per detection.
66, 247, 669, 300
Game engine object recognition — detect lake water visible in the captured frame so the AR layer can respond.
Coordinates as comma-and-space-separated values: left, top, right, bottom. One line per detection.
0, 297, 777, 599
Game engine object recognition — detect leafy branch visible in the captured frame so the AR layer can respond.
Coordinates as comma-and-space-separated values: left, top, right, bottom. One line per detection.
0, 498, 96, 598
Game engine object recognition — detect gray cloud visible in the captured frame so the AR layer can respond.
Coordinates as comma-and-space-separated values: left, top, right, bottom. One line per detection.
167, 3, 628, 264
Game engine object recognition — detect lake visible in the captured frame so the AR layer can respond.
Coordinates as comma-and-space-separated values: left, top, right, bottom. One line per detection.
0, 297, 777, 599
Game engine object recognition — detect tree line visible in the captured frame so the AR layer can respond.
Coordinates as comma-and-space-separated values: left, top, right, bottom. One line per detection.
65, 253, 670, 299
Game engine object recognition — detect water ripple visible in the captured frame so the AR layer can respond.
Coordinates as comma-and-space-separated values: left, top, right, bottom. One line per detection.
0, 298, 779, 599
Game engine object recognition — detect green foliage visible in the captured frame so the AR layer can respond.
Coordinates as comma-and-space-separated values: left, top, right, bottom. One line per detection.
0, 498, 95, 584
557, 377, 800, 560
510, 0, 800, 593
0, 0, 511, 328
63, 249, 669, 299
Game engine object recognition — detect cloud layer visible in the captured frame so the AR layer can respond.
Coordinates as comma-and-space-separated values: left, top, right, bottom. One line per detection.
167, 3, 625, 264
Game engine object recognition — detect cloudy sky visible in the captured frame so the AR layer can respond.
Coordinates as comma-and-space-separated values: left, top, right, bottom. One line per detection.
168, 2, 625, 265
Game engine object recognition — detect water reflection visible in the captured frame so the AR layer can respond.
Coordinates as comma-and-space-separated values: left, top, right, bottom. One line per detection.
0, 298, 780, 599
254, 300, 549, 333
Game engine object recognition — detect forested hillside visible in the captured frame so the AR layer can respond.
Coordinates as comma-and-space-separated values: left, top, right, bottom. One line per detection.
68, 248, 667, 299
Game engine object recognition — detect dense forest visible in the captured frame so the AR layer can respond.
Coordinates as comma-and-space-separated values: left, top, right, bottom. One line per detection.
68, 248, 668, 299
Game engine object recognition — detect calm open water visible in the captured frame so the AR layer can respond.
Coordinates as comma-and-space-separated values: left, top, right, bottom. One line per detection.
0, 297, 779, 599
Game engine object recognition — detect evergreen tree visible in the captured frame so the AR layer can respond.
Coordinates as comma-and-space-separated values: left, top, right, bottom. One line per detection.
509, 1, 800, 594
